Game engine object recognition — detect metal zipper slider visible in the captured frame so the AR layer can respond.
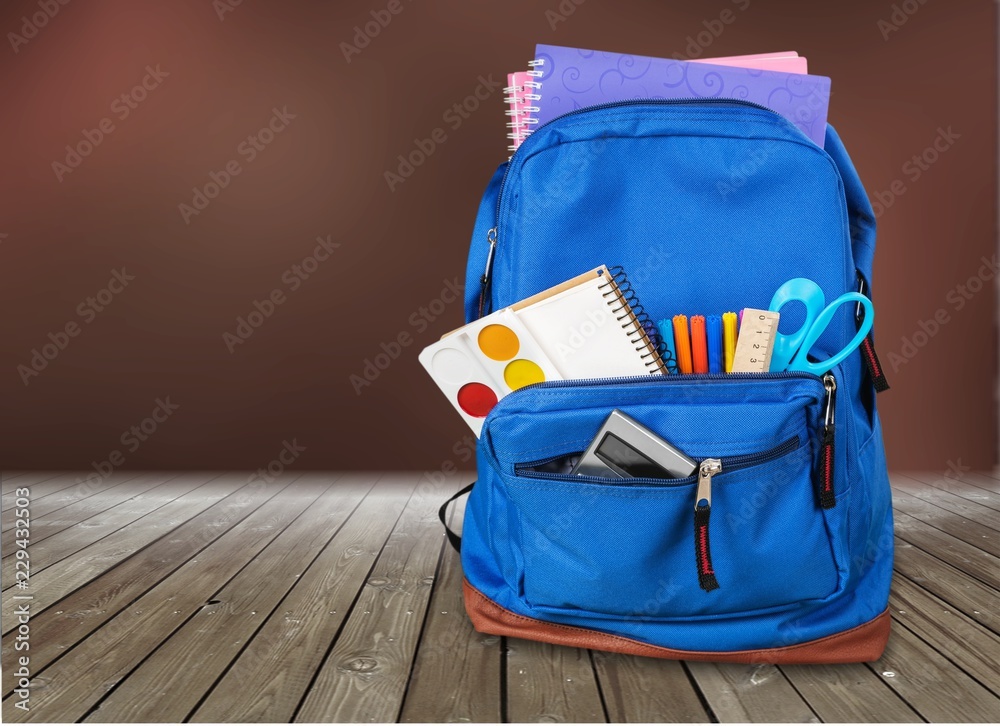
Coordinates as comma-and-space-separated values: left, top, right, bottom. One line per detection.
477, 227, 498, 319
694, 458, 721, 592
823, 374, 837, 428
819, 373, 837, 509
696, 458, 722, 509
480, 227, 498, 285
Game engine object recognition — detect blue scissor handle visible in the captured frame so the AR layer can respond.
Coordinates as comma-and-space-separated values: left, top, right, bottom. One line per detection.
790, 293, 873, 374
768, 279, 824, 372
768, 278, 874, 375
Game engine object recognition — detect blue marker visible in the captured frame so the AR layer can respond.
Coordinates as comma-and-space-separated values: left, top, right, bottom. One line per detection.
706, 315, 723, 373
657, 319, 678, 374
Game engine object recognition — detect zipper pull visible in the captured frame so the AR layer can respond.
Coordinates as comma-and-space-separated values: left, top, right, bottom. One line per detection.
694, 458, 722, 592
856, 274, 889, 392
819, 374, 837, 509
477, 227, 498, 319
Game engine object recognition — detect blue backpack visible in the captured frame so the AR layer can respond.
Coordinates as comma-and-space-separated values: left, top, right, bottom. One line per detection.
442, 99, 892, 663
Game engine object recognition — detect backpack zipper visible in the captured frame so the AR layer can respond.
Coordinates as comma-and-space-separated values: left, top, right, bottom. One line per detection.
514, 435, 800, 486
515, 434, 801, 595
480, 97, 796, 316
508, 371, 838, 592
819, 373, 837, 509
491, 369, 823, 422
694, 458, 722, 591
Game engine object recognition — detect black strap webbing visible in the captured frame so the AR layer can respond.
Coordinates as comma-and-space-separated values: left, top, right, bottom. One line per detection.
439, 482, 474, 552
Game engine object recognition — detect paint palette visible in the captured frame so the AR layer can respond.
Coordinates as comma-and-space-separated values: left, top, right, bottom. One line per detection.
418, 308, 563, 436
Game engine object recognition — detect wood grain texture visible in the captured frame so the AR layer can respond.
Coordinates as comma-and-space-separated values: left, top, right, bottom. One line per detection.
890, 486, 1000, 557
0, 472, 140, 526
0, 472, 174, 558
954, 471, 1000, 495
892, 473, 1000, 531
0, 474, 251, 685
890, 575, 1000, 698
898, 470, 1000, 509
0, 474, 248, 638
893, 538, 1000, 635
84, 475, 369, 723
399, 501, 504, 723
1, 477, 314, 723
1, 472, 61, 494
1, 473, 77, 510
685, 661, 818, 723
593, 653, 709, 722
778, 662, 921, 722
190, 476, 415, 723
0, 474, 194, 586
1, 471, 998, 723
871, 615, 1000, 722
292, 481, 449, 723
893, 510, 1000, 589
505, 640, 606, 723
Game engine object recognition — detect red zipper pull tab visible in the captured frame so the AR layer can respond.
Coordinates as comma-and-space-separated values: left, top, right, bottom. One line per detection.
860, 336, 889, 392
819, 374, 837, 509
695, 459, 722, 591
857, 274, 889, 392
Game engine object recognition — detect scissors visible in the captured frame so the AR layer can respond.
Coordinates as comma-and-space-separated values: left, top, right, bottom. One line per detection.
768, 278, 874, 375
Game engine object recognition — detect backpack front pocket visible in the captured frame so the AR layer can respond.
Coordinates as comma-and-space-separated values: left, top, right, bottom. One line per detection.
479, 373, 844, 620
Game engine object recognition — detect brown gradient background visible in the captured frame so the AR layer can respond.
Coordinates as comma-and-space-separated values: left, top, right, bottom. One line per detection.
0, 0, 995, 471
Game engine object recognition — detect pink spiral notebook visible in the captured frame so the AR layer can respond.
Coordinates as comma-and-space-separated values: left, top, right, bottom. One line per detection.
505, 49, 818, 151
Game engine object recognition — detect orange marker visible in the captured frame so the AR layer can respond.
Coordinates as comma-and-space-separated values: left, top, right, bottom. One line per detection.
690, 315, 709, 374
672, 315, 693, 374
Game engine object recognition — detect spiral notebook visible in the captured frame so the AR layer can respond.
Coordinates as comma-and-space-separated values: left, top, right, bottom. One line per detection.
505, 70, 540, 152
508, 44, 830, 147
512, 266, 667, 378
419, 266, 664, 435
505, 51, 809, 152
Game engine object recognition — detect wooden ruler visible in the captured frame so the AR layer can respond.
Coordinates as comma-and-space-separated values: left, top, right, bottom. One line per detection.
731, 309, 780, 373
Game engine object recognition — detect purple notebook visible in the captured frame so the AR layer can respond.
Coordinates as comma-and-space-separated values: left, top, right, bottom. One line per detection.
533, 44, 831, 146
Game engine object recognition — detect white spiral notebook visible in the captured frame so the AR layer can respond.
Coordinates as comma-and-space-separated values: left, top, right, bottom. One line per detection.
419, 266, 665, 435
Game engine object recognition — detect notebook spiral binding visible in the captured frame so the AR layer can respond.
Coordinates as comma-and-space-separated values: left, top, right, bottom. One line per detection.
504, 59, 544, 153
599, 266, 675, 374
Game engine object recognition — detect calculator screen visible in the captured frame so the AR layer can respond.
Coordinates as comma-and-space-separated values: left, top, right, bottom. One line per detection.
595, 432, 671, 479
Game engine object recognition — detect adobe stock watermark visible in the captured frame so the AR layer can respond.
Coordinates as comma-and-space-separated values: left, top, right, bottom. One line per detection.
51, 65, 169, 182
17, 268, 135, 386
223, 234, 341, 353
193, 438, 306, 548
717, 140, 779, 199
350, 277, 464, 394
869, 126, 960, 218
7, 0, 71, 54
673, 0, 752, 60
77, 397, 180, 488
544, 0, 588, 31
417, 433, 477, 499
522, 132, 611, 221
214, 0, 245, 21
178, 105, 297, 224
877, 0, 931, 40
384, 75, 503, 192
887, 254, 998, 372
723, 448, 805, 532
942, 458, 970, 487
340, 0, 414, 63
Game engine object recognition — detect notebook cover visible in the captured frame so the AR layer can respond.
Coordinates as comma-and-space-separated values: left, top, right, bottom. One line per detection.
697, 52, 808, 74
506, 71, 534, 151
533, 44, 830, 145
513, 268, 662, 378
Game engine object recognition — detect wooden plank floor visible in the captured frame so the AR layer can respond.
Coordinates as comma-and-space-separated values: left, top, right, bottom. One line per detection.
1, 471, 999, 723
